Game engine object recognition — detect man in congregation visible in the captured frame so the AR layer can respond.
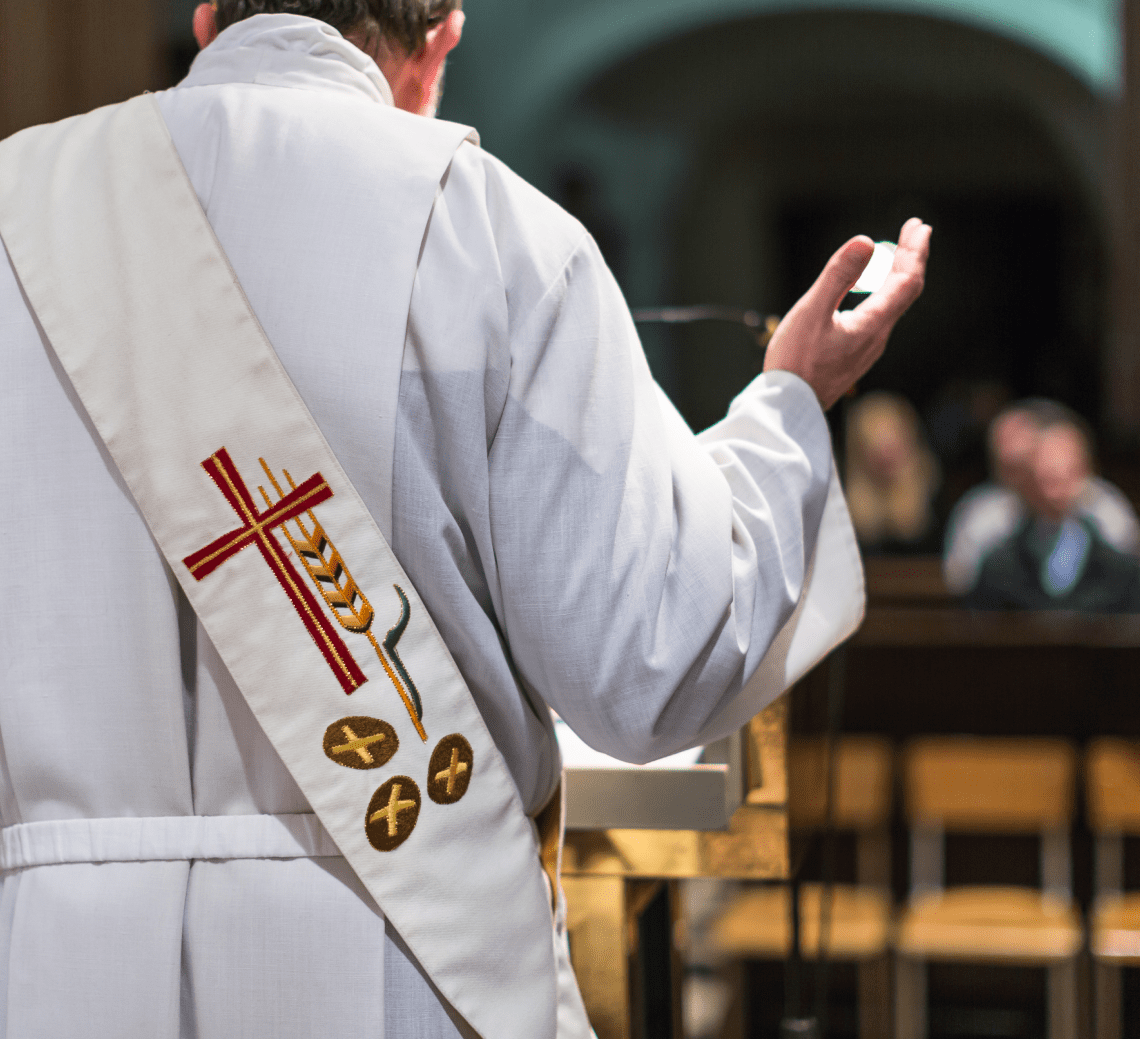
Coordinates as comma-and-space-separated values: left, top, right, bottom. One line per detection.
0, 2, 929, 1036
945, 400, 1140, 610
962, 412, 1140, 611
945, 400, 1140, 595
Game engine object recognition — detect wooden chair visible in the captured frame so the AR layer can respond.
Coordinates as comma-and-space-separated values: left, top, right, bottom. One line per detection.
1086, 738, 1140, 1039
894, 737, 1081, 1039
712, 736, 894, 1038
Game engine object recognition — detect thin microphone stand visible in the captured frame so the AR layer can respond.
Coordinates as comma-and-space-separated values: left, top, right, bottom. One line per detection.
630, 307, 780, 352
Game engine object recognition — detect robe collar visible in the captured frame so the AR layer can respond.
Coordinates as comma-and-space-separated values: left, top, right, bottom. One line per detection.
181, 13, 394, 107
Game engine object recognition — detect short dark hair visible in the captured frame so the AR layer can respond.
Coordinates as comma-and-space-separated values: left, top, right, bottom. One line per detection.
214, 0, 460, 55
990, 398, 1098, 470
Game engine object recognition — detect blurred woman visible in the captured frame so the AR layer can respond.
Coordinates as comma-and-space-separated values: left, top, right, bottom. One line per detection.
844, 391, 941, 554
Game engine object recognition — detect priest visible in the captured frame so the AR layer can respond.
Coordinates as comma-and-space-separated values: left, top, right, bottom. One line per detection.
0, 2, 929, 1037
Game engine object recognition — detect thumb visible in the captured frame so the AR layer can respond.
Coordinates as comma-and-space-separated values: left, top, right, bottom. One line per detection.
804, 236, 875, 316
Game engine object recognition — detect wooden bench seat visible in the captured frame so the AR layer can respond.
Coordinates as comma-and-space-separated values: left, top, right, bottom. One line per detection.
895, 738, 1079, 1039
714, 883, 892, 960
1092, 893, 1140, 963
897, 887, 1081, 965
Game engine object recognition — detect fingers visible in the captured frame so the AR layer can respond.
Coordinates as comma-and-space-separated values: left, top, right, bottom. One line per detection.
892, 217, 932, 283
848, 219, 931, 332
764, 219, 930, 408
803, 235, 876, 318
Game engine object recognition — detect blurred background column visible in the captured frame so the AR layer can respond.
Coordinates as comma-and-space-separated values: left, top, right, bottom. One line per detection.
0, 0, 164, 139
1112, 0, 1140, 440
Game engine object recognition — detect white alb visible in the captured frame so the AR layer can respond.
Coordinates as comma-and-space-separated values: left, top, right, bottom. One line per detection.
0, 14, 863, 1038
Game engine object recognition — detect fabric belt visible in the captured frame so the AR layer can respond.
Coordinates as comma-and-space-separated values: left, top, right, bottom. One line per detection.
0, 814, 341, 870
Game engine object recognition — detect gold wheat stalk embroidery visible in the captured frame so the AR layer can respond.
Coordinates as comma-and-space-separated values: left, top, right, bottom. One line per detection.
259, 459, 428, 742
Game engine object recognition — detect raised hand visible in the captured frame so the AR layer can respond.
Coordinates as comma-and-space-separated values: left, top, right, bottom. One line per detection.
763, 217, 932, 410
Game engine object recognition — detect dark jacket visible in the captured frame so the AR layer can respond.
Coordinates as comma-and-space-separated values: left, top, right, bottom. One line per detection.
967, 516, 1140, 612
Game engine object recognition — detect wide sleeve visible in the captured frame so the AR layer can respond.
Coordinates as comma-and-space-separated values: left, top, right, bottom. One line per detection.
487, 229, 858, 763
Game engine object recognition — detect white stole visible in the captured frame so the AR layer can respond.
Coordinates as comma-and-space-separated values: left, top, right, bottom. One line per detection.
0, 94, 590, 1039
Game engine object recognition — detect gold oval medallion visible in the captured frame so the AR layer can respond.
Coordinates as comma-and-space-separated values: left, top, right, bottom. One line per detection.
365, 777, 421, 852
323, 717, 398, 771
427, 734, 474, 805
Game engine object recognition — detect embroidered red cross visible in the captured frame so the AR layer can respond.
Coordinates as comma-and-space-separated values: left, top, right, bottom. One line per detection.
182, 447, 368, 694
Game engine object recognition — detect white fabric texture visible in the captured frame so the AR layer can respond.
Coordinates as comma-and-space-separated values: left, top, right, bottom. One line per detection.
0, 90, 574, 1039
0, 814, 340, 870
0, 13, 858, 1038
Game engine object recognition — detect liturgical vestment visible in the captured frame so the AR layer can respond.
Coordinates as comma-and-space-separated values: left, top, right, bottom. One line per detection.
0, 14, 862, 1038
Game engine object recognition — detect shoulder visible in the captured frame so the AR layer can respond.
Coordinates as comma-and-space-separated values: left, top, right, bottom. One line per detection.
949, 483, 1020, 528
1083, 476, 1135, 516
1081, 476, 1140, 553
443, 140, 590, 292
943, 483, 1022, 585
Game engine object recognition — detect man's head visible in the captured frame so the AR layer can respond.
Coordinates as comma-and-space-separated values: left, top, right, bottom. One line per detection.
1028, 422, 1092, 522
193, 1, 464, 116
988, 400, 1096, 520
988, 407, 1038, 497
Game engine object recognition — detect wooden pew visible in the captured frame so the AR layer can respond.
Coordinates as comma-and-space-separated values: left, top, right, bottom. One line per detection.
795, 557, 1140, 741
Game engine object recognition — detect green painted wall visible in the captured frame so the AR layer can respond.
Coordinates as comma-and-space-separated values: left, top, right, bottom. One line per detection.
442, 0, 1121, 156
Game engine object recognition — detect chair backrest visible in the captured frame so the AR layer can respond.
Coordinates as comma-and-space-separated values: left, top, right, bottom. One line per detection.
788, 736, 892, 831
903, 737, 1076, 834
1087, 738, 1140, 835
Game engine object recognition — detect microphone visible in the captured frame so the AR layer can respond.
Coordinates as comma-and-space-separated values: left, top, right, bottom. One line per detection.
631, 306, 780, 350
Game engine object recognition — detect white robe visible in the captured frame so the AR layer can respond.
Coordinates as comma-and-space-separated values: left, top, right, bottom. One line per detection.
0, 14, 852, 1038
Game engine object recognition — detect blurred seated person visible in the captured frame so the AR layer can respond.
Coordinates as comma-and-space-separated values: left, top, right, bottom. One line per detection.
944, 400, 1139, 594
845, 391, 941, 554
965, 420, 1140, 611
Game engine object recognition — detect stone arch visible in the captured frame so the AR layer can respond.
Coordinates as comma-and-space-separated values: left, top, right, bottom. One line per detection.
451, 0, 1118, 155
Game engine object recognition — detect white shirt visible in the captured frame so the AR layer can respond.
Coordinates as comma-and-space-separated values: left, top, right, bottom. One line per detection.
0, 14, 845, 1037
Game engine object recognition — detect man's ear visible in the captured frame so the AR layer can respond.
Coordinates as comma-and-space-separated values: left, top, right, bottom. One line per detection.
193, 3, 219, 49
387, 9, 464, 115
414, 10, 464, 98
